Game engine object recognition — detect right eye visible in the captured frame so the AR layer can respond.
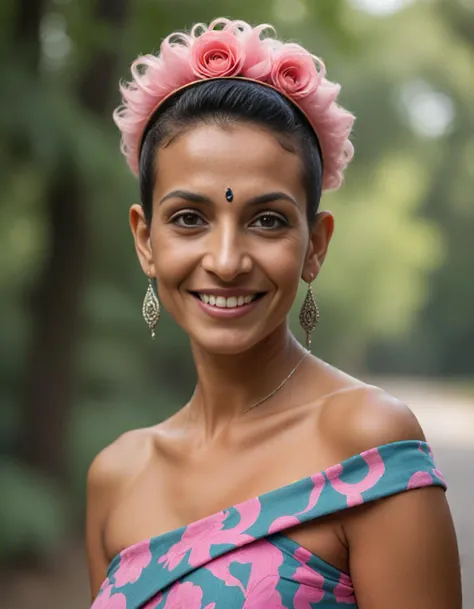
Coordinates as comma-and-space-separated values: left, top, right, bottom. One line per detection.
170, 211, 206, 228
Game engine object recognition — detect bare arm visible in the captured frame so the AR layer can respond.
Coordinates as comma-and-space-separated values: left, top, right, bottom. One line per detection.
85, 430, 152, 601
347, 485, 461, 608
85, 449, 114, 600
337, 389, 462, 608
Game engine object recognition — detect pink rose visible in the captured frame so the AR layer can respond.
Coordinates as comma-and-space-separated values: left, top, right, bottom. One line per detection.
191, 30, 245, 79
271, 45, 321, 100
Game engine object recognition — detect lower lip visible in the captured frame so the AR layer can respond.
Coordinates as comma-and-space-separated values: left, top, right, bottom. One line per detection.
192, 295, 264, 319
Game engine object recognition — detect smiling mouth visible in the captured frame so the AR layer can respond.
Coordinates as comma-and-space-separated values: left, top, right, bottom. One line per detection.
190, 292, 266, 309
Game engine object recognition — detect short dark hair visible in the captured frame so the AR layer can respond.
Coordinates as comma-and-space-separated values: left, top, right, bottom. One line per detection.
139, 78, 323, 227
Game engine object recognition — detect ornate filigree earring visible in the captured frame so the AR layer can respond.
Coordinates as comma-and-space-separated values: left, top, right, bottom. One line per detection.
299, 279, 320, 349
142, 277, 160, 339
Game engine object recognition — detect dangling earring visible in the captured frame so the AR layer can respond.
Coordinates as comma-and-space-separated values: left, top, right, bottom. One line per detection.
299, 280, 320, 349
142, 277, 160, 339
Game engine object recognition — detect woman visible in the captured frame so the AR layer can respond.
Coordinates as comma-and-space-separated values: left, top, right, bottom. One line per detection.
86, 18, 462, 608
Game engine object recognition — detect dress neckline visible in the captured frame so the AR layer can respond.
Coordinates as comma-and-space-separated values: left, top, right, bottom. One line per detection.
106, 439, 434, 576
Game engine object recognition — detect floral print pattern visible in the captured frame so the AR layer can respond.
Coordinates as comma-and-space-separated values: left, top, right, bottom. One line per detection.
91, 440, 446, 608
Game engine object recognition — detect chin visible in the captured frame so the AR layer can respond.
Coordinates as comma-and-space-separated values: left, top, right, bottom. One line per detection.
189, 328, 270, 356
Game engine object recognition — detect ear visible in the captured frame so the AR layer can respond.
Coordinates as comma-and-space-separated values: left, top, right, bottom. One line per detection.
130, 204, 155, 277
302, 211, 334, 283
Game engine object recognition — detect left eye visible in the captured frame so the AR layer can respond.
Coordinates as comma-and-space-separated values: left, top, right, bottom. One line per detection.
171, 211, 205, 227
251, 213, 288, 229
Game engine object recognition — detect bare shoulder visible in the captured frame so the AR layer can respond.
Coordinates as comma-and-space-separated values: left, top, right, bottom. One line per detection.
87, 427, 156, 498
319, 382, 426, 460
86, 427, 160, 598
322, 384, 462, 607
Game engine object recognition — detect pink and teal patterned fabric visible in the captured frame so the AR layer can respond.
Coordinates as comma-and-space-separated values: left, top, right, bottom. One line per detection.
91, 440, 446, 608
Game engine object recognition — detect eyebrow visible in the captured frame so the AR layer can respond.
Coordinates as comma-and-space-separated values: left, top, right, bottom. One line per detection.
159, 190, 298, 207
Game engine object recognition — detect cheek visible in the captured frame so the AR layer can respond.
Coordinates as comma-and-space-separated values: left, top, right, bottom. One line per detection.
149, 229, 195, 298
259, 235, 307, 294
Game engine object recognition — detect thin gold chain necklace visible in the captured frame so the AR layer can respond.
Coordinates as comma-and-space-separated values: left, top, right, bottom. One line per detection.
243, 349, 311, 413
190, 349, 311, 415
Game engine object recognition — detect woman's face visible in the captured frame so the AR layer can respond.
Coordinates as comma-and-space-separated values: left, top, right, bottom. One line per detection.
131, 122, 333, 354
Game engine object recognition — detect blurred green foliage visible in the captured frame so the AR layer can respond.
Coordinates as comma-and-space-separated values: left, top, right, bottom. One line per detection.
0, 0, 472, 562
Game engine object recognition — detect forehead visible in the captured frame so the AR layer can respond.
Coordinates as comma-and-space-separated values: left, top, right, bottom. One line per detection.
153, 123, 305, 200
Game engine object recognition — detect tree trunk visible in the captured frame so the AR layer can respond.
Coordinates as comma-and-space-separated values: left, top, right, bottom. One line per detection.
20, 165, 87, 480
19, 0, 129, 481
14, 0, 45, 72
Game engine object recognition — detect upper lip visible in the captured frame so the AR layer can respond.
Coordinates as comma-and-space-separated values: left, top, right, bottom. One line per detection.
189, 289, 265, 297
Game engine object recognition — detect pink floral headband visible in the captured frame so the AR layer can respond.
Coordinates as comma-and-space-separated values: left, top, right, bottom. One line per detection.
113, 18, 355, 191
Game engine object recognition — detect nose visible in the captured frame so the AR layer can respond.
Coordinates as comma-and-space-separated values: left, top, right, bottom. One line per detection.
200, 220, 252, 282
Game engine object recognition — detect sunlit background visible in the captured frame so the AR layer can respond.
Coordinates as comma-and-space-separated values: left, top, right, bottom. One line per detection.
1, 0, 473, 606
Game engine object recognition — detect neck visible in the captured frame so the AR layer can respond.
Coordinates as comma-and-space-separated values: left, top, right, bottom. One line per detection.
185, 324, 309, 439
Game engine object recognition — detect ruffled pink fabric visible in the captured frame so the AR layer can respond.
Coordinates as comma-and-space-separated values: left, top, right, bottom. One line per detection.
113, 18, 355, 191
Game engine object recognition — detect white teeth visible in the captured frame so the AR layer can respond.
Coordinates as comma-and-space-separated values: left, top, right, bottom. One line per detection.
198, 293, 259, 308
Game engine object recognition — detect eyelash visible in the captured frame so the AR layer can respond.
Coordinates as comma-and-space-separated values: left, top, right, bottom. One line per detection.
170, 210, 289, 230
170, 211, 205, 228
252, 212, 289, 229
